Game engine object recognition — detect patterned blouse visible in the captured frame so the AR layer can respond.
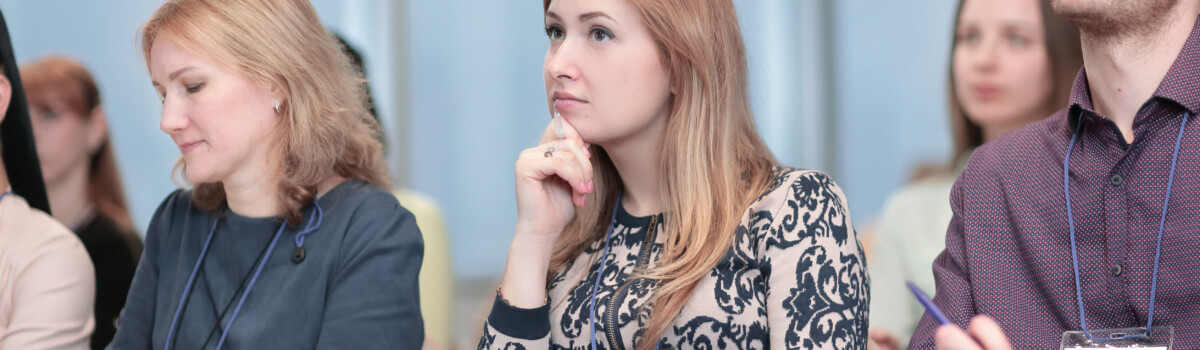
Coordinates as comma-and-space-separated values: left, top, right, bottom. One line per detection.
478, 168, 869, 350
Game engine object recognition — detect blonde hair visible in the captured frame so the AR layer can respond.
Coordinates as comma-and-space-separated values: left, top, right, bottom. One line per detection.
140, 0, 390, 225
543, 0, 777, 348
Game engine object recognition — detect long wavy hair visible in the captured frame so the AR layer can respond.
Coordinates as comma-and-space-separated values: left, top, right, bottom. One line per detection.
21, 55, 143, 259
543, 0, 777, 348
139, 0, 390, 225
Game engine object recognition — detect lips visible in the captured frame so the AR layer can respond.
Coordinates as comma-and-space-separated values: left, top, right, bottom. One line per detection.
970, 83, 1003, 101
178, 140, 204, 155
553, 91, 587, 110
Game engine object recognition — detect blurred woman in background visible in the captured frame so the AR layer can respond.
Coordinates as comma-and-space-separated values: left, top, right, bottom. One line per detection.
22, 55, 140, 350
867, 0, 1081, 348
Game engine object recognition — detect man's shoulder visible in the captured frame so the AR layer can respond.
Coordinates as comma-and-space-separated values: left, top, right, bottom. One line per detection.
964, 109, 1070, 179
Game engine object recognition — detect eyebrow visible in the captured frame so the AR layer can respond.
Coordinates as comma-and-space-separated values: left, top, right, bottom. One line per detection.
580, 11, 617, 24
169, 66, 197, 81
545, 10, 618, 24
152, 66, 198, 88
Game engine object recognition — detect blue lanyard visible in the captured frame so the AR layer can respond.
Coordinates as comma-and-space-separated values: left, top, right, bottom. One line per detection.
1064, 112, 1189, 341
164, 201, 323, 350
588, 191, 661, 350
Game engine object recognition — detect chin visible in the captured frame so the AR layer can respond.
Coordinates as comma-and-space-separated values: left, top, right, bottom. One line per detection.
183, 165, 221, 185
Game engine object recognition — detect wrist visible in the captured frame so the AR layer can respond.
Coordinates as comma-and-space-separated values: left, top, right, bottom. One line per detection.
500, 236, 556, 308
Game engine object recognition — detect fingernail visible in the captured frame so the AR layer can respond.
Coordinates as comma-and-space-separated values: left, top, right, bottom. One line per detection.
583, 144, 591, 158
588, 180, 594, 192
581, 195, 587, 207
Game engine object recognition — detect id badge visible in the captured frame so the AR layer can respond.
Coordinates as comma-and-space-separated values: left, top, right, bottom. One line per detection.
1060, 326, 1174, 349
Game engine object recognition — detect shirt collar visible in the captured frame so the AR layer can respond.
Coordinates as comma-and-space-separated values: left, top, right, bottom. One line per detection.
1068, 15, 1200, 130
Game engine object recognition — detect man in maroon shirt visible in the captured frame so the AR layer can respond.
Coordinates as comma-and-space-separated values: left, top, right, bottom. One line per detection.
912, 0, 1200, 349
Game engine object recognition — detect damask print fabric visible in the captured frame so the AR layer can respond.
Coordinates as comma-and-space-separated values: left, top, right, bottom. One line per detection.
479, 168, 870, 350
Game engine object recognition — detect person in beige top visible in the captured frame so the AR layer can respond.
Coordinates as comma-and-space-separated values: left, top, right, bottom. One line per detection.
0, 187, 95, 350
0, 43, 95, 349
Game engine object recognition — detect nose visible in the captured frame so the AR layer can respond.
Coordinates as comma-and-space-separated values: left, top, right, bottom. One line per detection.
972, 35, 999, 73
545, 38, 581, 83
159, 95, 189, 135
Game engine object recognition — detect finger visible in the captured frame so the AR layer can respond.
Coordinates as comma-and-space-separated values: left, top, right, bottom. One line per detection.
519, 146, 588, 196
935, 324, 982, 350
869, 330, 900, 350
967, 316, 1012, 350
540, 112, 585, 145
533, 139, 593, 193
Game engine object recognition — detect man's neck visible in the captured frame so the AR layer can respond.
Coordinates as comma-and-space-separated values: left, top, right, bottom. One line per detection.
1084, 10, 1196, 143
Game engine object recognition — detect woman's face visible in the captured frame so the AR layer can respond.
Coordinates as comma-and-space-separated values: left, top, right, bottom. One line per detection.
954, 0, 1056, 135
150, 34, 282, 185
543, 0, 672, 145
29, 102, 101, 187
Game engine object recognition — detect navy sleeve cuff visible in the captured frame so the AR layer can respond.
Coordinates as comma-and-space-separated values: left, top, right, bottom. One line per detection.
487, 293, 551, 340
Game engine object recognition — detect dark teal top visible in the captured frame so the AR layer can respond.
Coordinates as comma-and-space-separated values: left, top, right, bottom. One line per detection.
107, 180, 424, 349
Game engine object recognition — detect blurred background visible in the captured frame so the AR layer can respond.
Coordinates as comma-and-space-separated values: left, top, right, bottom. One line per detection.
0, 0, 958, 347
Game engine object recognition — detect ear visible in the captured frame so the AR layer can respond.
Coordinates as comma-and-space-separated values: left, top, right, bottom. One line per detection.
0, 75, 10, 124
85, 106, 109, 154
269, 82, 285, 105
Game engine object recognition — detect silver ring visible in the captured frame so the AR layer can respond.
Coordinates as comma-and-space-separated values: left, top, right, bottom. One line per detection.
543, 146, 554, 158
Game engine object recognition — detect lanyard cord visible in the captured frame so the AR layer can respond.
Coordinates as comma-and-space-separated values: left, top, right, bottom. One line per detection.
588, 191, 661, 350
590, 191, 622, 350
164, 201, 324, 350
1065, 112, 1189, 341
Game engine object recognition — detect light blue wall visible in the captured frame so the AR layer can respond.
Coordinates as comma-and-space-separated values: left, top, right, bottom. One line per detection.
1, 1, 961, 281
833, 1, 959, 231
1, 0, 174, 234
0, 0, 397, 238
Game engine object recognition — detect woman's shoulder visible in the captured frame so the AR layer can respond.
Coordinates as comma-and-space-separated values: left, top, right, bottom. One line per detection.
742, 166, 855, 244
751, 166, 849, 211
318, 181, 422, 269
878, 170, 956, 220
76, 214, 139, 257
321, 180, 411, 220
151, 188, 198, 220
318, 180, 419, 244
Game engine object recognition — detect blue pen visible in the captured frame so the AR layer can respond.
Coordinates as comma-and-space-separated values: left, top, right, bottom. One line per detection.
906, 281, 952, 326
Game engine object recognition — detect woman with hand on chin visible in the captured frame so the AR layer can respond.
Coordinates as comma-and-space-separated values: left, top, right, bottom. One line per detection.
107, 0, 423, 349
479, 0, 869, 349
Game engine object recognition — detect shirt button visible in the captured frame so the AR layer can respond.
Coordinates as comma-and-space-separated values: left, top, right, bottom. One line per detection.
1110, 174, 1124, 187
1111, 264, 1123, 277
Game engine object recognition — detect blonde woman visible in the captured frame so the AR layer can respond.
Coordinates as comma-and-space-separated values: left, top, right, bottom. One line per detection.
479, 0, 869, 349
107, 0, 423, 349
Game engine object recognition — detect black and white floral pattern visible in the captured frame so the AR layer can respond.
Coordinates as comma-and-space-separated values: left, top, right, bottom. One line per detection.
480, 168, 869, 350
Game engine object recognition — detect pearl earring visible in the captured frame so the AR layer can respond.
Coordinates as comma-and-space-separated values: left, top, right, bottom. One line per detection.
274, 100, 281, 113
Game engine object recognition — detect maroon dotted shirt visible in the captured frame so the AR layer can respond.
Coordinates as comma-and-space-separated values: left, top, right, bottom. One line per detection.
909, 16, 1200, 349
